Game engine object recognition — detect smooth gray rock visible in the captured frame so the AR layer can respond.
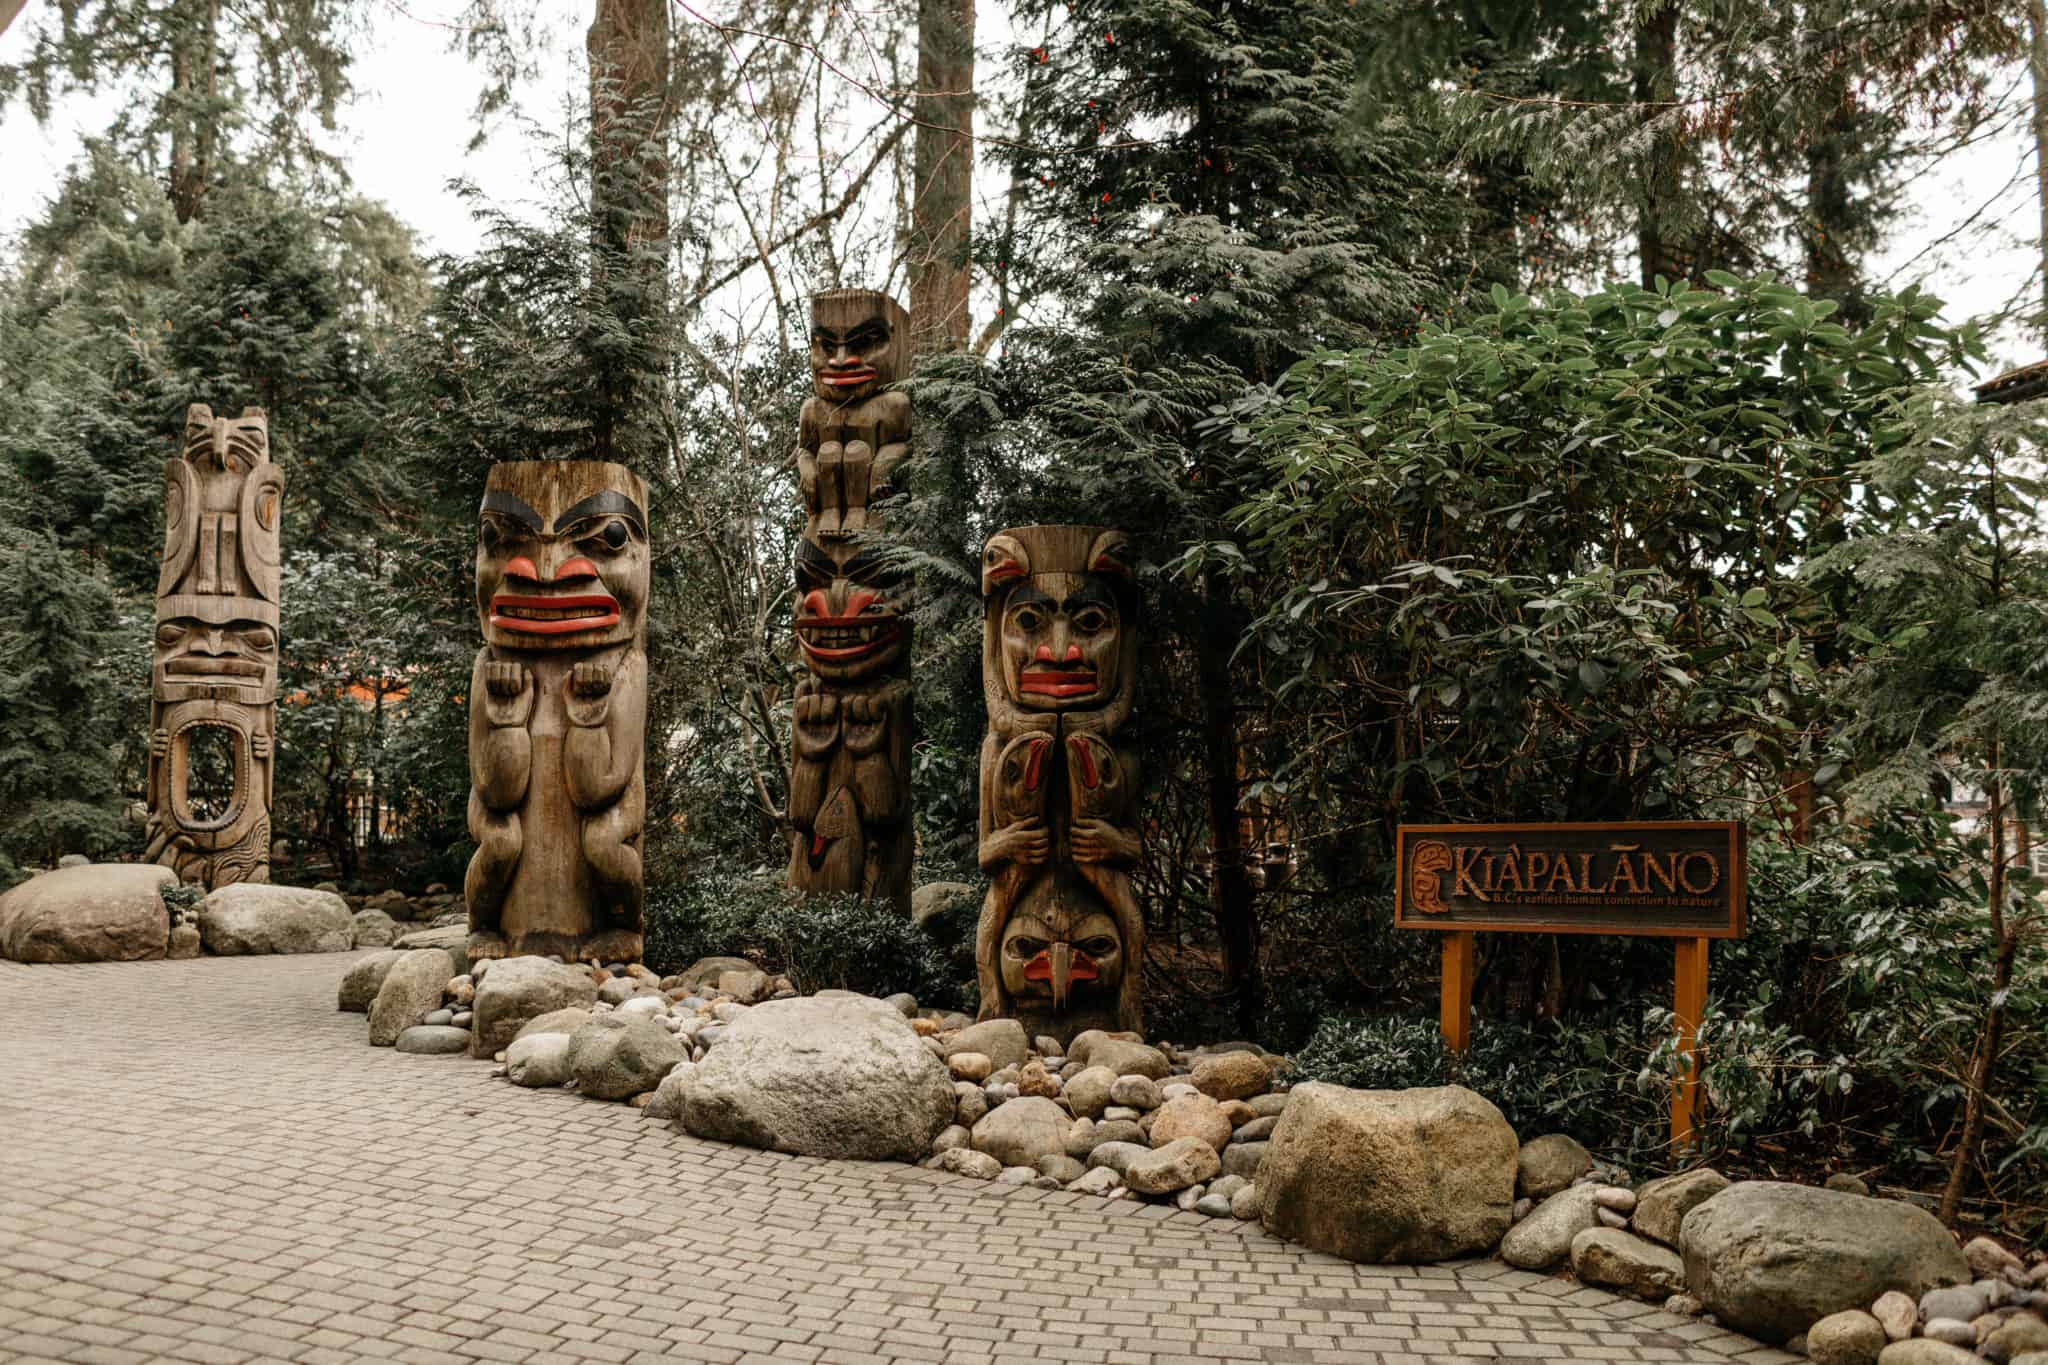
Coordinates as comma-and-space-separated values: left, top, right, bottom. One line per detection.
367, 948, 455, 1047
338, 951, 403, 1012
470, 957, 601, 1057
1069, 1165, 1120, 1195
1516, 1133, 1593, 1200
680, 995, 953, 1161
1069, 1034, 1170, 1079
395, 1025, 471, 1055
567, 1016, 685, 1101
1221, 1140, 1268, 1180
1065, 1066, 1117, 1120
1634, 1167, 1731, 1247
422, 1008, 453, 1026
1921, 1282, 2000, 1324
199, 883, 353, 955
937, 1148, 1000, 1180
1086, 1141, 1150, 1176
1258, 1083, 1516, 1265
971, 1096, 1074, 1168
1681, 1181, 1970, 1344
1500, 1185, 1603, 1270
351, 908, 400, 949
505, 1033, 574, 1087
946, 1019, 1029, 1072
1036, 1154, 1086, 1183
675, 955, 757, 992
1876, 1344, 1984, 1365
1805, 1309, 1886, 1365
910, 881, 977, 928
513, 1007, 594, 1042
0, 863, 173, 963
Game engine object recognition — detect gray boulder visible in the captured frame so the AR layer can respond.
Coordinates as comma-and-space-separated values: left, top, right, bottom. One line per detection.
1069, 1033, 1170, 1079
0, 863, 173, 963
970, 1096, 1074, 1168
367, 948, 455, 1047
505, 1033, 574, 1087
1635, 1167, 1731, 1247
1258, 1083, 1516, 1264
680, 994, 954, 1161
395, 1025, 471, 1055
1124, 1137, 1221, 1195
1572, 1227, 1685, 1302
675, 955, 757, 992
566, 1016, 685, 1101
199, 883, 353, 955
338, 950, 404, 1012
514, 1007, 595, 1042
1500, 1185, 1604, 1270
470, 957, 601, 1057
1065, 1066, 1117, 1119
351, 908, 400, 949
1680, 1181, 1970, 1344
1806, 1310, 1887, 1365
1876, 1345, 1984, 1365
946, 1019, 1029, 1072
1516, 1133, 1593, 1200
910, 881, 977, 927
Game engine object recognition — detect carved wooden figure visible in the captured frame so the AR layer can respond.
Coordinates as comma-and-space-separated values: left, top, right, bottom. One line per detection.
975, 526, 1143, 1040
466, 461, 650, 963
787, 289, 915, 911
146, 404, 284, 887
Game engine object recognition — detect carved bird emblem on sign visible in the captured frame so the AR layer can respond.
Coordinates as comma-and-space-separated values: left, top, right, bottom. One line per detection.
1410, 840, 1454, 914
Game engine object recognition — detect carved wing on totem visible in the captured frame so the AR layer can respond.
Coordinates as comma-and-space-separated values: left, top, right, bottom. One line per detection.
157, 459, 200, 598
237, 462, 285, 603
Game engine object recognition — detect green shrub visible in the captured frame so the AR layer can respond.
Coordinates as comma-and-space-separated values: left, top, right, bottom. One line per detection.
644, 866, 968, 1009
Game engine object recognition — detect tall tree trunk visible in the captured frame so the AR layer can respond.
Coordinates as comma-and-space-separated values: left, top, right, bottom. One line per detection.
1197, 579, 1261, 1021
2029, 0, 2048, 339
909, 0, 976, 355
587, 0, 671, 468
1803, 65, 1862, 322
168, 0, 221, 223
1633, 1, 1686, 287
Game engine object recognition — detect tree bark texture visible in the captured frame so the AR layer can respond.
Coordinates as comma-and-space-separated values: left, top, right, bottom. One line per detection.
909, 0, 975, 355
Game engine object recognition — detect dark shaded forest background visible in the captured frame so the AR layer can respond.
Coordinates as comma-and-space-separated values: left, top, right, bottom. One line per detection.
2, 0, 2046, 1229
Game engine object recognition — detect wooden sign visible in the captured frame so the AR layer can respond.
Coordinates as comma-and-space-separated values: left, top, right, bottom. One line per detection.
1395, 821, 1746, 938
1394, 820, 1748, 1152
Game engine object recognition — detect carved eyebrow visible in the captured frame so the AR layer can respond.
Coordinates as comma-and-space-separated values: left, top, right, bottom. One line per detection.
1060, 581, 1118, 613
480, 490, 544, 532
1008, 586, 1057, 611
554, 490, 646, 535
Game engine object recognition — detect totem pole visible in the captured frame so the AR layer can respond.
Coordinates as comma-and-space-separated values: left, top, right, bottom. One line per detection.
787, 289, 914, 911
975, 526, 1143, 1041
146, 404, 284, 887
466, 461, 650, 964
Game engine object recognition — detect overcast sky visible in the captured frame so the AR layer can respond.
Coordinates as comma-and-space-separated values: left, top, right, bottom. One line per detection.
2, 0, 2039, 374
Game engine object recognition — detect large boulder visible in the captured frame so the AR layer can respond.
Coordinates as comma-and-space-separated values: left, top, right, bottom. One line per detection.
1680, 1181, 1970, 1344
367, 949, 455, 1046
0, 863, 173, 963
470, 957, 601, 1057
566, 1016, 685, 1101
199, 884, 353, 955
946, 1019, 1029, 1072
506, 1033, 574, 1088
680, 994, 954, 1161
910, 881, 976, 928
1572, 1228, 1685, 1302
1257, 1083, 1517, 1264
350, 908, 400, 949
1124, 1137, 1221, 1195
393, 924, 470, 977
338, 950, 404, 1012
970, 1097, 1074, 1168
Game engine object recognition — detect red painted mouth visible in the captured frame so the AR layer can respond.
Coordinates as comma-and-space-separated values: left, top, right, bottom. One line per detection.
490, 593, 620, 634
821, 367, 878, 388
1020, 668, 1098, 697
795, 619, 902, 660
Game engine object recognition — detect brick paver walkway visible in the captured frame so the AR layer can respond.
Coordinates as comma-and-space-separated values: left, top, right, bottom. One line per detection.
0, 954, 1795, 1365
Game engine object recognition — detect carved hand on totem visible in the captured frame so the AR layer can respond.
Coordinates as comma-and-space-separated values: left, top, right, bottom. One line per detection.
984, 818, 1051, 868
151, 728, 170, 758
481, 660, 535, 728
793, 689, 840, 758
1071, 818, 1139, 865
252, 733, 272, 759
842, 688, 898, 756
564, 661, 613, 727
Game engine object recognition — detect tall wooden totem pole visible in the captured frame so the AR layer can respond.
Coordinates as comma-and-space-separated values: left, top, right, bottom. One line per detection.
787, 289, 915, 912
467, 461, 650, 964
975, 526, 1143, 1041
147, 404, 284, 887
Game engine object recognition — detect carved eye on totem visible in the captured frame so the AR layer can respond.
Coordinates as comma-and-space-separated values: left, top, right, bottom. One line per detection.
238, 625, 278, 653
480, 514, 524, 551
1005, 937, 1046, 959
1013, 605, 1047, 633
1071, 605, 1110, 635
156, 623, 186, 649
1077, 936, 1117, 958
587, 519, 630, 552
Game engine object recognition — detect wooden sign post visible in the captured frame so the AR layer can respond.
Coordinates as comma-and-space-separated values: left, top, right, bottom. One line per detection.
1395, 821, 1747, 1150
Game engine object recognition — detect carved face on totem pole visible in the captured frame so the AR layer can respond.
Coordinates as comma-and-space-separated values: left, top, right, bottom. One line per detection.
793, 540, 907, 683
474, 463, 650, 649
147, 404, 284, 887
808, 289, 909, 406
466, 461, 651, 970
977, 526, 1143, 1040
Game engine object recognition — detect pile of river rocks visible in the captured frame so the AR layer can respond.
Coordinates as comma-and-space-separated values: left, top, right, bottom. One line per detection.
341, 949, 2044, 1363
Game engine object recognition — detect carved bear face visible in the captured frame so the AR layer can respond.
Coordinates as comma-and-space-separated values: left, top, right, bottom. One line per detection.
808, 289, 908, 405
475, 461, 649, 650
792, 539, 906, 681
999, 903, 1125, 1015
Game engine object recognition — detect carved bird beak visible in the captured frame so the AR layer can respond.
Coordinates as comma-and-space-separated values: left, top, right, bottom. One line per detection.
1050, 941, 1073, 1011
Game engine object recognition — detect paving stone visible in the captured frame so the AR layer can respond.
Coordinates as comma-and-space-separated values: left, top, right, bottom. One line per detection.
0, 954, 1774, 1364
